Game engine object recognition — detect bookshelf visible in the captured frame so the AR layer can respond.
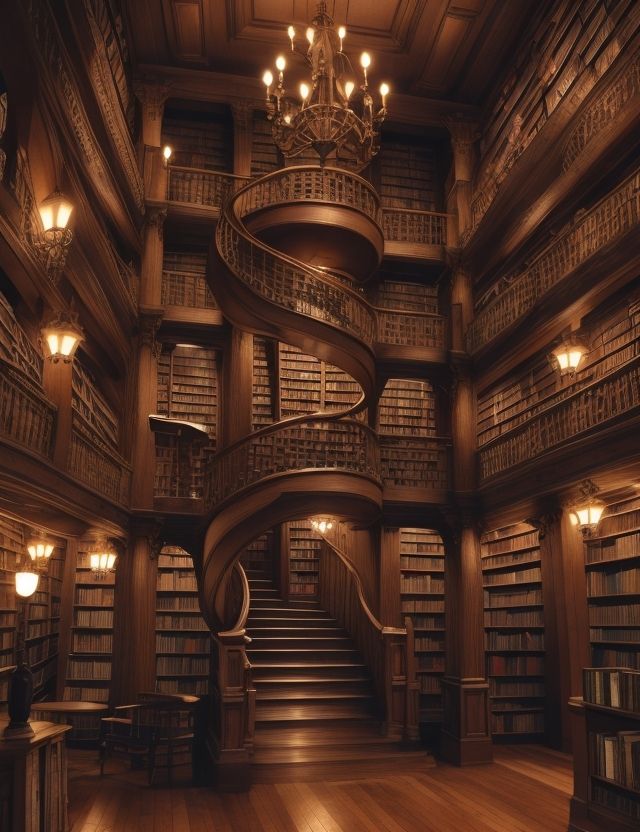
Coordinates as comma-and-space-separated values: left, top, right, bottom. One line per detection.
162, 107, 233, 171
400, 528, 446, 723
0, 516, 20, 709
63, 540, 114, 711
378, 136, 437, 210
287, 522, 322, 598
579, 667, 640, 828
481, 523, 545, 741
584, 496, 640, 672
240, 532, 274, 580
162, 247, 217, 310
253, 337, 276, 429
251, 111, 281, 176
72, 361, 119, 450
0, 290, 43, 382
378, 379, 436, 437
155, 345, 218, 499
278, 343, 360, 417
156, 546, 209, 696
373, 279, 439, 314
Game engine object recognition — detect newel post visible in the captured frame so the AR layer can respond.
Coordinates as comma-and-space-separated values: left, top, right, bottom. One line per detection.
381, 627, 419, 741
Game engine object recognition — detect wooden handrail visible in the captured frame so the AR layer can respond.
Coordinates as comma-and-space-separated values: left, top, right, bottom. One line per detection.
169, 164, 250, 180
219, 561, 251, 640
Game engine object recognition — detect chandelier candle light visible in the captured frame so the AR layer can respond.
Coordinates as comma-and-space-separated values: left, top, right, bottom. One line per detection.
262, 2, 390, 167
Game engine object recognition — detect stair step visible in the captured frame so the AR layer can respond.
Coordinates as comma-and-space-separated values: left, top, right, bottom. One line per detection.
255, 701, 375, 723
248, 627, 345, 637
255, 690, 373, 702
248, 649, 360, 662
250, 662, 367, 678
249, 637, 352, 649
250, 599, 321, 609
248, 615, 337, 626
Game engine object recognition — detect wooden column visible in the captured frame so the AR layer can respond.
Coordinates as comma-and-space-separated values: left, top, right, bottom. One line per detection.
134, 82, 170, 201
110, 528, 158, 705
221, 327, 253, 447
445, 119, 477, 240
441, 260, 492, 765
380, 526, 401, 627
55, 536, 78, 699
538, 506, 591, 752
42, 358, 73, 471
231, 102, 253, 177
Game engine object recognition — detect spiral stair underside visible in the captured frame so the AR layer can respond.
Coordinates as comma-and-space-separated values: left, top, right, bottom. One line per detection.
202, 165, 388, 630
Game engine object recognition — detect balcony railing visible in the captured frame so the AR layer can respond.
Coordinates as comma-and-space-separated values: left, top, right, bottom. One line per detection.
0, 362, 55, 458
206, 418, 380, 509
376, 308, 446, 350
380, 436, 449, 493
479, 355, 640, 481
161, 270, 218, 310
167, 166, 249, 209
68, 421, 131, 505
382, 208, 449, 247
467, 167, 640, 354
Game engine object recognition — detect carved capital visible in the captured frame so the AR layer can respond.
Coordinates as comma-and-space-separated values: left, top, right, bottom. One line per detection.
445, 116, 479, 181
133, 81, 172, 123
525, 512, 561, 542
146, 206, 167, 241
138, 308, 163, 358
231, 101, 254, 132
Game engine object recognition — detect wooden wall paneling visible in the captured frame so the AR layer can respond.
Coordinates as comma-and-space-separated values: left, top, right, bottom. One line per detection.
55, 536, 77, 699
221, 328, 253, 447
380, 526, 401, 627
131, 311, 162, 509
231, 102, 252, 177
277, 523, 289, 601
111, 531, 157, 706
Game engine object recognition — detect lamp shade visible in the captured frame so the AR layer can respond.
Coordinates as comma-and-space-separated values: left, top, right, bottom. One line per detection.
27, 535, 54, 568
39, 189, 73, 232
15, 571, 39, 598
569, 502, 605, 533
41, 312, 84, 363
551, 339, 587, 375
90, 552, 117, 573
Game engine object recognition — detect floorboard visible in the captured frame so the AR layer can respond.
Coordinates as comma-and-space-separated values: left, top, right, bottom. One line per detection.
68, 745, 572, 832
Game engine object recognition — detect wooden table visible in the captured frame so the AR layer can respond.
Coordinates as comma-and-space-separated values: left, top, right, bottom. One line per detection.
0, 720, 71, 831
31, 701, 109, 745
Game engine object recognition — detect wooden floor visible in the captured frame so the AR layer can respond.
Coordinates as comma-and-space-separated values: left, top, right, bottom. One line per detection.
68, 745, 572, 831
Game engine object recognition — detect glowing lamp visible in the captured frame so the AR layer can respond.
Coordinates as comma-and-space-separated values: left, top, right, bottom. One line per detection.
162, 145, 172, 161
345, 81, 355, 100
27, 535, 54, 570
300, 82, 310, 101
41, 311, 84, 363
89, 537, 118, 578
551, 338, 587, 376
379, 82, 390, 107
569, 502, 605, 536
310, 518, 334, 534
275, 55, 286, 72
39, 189, 73, 233
306, 27, 314, 45
15, 571, 39, 598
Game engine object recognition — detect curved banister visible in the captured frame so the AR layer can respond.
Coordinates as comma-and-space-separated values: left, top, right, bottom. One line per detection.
219, 561, 251, 639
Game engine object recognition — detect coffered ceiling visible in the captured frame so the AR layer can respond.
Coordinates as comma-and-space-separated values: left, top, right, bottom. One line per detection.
124, 0, 542, 104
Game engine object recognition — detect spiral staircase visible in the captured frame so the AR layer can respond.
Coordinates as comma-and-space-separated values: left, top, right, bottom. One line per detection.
198, 165, 422, 781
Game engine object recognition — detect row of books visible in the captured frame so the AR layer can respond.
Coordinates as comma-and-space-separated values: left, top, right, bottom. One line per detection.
587, 567, 639, 595
583, 667, 640, 710
591, 628, 640, 642
415, 637, 443, 651
0, 611, 16, 626
75, 609, 113, 627
484, 588, 543, 608
593, 649, 640, 670
481, 531, 539, 555
485, 609, 544, 626
482, 551, 539, 568
490, 680, 545, 697
156, 657, 208, 674
484, 567, 541, 585
591, 730, 640, 790
76, 587, 114, 605
157, 554, 193, 569
156, 635, 210, 653
156, 614, 208, 631
401, 599, 444, 613
409, 614, 445, 629
157, 596, 200, 611
590, 603, 640, 626
416, 655, 445, 671
492, 712, 544, 733
67, 659, 111, 680
485, 632, 544, 650
63, 686, 109, 703
587, 533, 640, 562
27, 640, 58, 664
400, 576, 445, 593
488, 655, 544, 675
400, 556, 444, 570
72, 633, 113, 652
592, 784, 640, 822
157, 573, 198, 591
419, 677, 442, 694
157, 678, 208, 695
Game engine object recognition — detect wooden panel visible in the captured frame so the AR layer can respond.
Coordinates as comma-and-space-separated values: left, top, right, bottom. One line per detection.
167, 0, 207, 63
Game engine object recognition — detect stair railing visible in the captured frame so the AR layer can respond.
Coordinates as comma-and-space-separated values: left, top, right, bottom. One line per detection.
209, 561, 256, 777
318, 538, 419, 741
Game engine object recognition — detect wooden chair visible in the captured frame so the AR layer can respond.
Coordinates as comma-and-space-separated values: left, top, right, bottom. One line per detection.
99, 698, 196, 785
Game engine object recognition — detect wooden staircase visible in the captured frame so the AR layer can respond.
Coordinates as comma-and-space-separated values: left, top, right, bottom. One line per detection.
245, 575, 434, 781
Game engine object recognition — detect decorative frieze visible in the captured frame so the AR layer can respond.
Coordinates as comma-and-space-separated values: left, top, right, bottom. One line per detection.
467, 168, 640, 354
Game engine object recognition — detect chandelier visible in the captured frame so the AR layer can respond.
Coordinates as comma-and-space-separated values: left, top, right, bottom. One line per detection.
262, 2, 389, 168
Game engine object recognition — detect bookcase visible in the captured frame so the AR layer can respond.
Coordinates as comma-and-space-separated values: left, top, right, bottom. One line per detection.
63, 540, 114, 709
0, 517, 62, 709
253, 337, 276, 429
156, 546, 209, 696
251, 111, 281, 176
584, 495, 640, 671
373, 279, 439, 314
162, 247, 217, 310
278, 343, 360, 417
399, 528, 446, 723
162, 107, 233, 171
287, 522, 322, 598
481, 523, 545, 741
378, 379, 436, 437
155, 345, 218, 499
72, 361, 119, 450
240, 532, 274, 580
0, 290, 43, 382
377, 135, 437, 210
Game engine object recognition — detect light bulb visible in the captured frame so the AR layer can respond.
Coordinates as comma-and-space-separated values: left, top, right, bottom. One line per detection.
360, 52, 371, 69
299, 83, 310, 101
306, 27, 314, 45
276, 55, 286, 72
283, 114, 292, 125
263, 70, 273, 88
162, 145, 172, 161
338, 26, 346, 39
287, 25, 295, 49
16, 571, 39, 598
380, 82, 390, 107
345, 81, 355, 99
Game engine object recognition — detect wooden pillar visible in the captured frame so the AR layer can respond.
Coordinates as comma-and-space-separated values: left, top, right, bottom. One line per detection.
55, 536, 78, 699
42, 358, 73, 471
445, 119, 477, 240
134, 82, 170, 201
221, 327, 253, 447
538, 506, 591, 751
110, 528, 158, 705
380, 526, 401, 627
231, 102, 253, 177
140, 207, 166, 308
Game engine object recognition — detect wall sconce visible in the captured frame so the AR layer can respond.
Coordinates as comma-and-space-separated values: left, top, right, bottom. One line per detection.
550, 336, 587, 377
310, 517, 334, 534
89, 537, 118, 579
36, 188, 74, 281
569, 481, 605, 536
26, 532, 54, 571
4, 567, 39, 737
162, 145, 172, 166
41, 310, 84, 363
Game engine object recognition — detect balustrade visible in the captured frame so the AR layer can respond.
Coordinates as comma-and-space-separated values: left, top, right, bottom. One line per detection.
0, 362, 55, 457
479, 355, 640, 480
382, 208, 448, 246
468, 168, 640, 354
167, 166, 247, 208
68, 423, 131, 505
206, 418, 380, 508
376, 308, 445, 349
